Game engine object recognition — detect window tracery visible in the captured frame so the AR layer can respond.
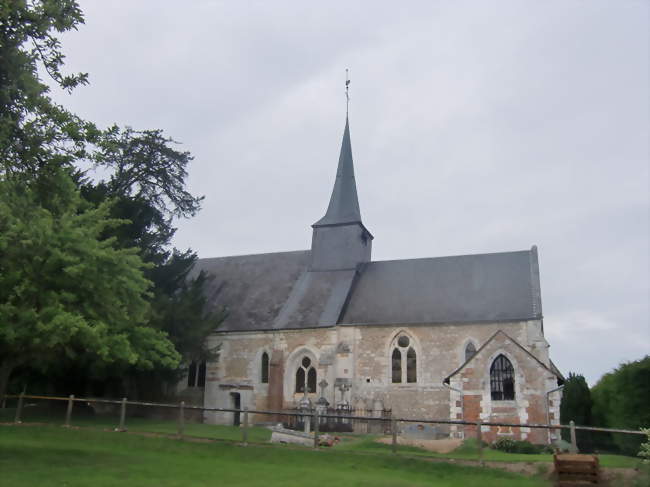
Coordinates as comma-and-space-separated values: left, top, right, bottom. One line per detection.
490, 354, 515, 400
295, 356, 316, 393
391, 334, 416, 383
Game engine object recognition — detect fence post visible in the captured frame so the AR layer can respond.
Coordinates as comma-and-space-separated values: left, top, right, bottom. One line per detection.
476, 419, 484, 466
569, 420, 578, 453
313, 410, 319, 450
391, 418, 397, 454
242, 407, 249, 446
64, 394, 74, 427
177, 401, 185, 438
14, 391, 24, 423
118, 397, 127, 431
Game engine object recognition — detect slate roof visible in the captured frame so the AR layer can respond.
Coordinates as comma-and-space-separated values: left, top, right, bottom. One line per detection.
193, 246, 543, 333
313, 117, 363, 227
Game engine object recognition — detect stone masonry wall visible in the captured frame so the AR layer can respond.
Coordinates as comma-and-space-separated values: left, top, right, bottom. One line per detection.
448, 331, 560, 444
201, 320, 556, 443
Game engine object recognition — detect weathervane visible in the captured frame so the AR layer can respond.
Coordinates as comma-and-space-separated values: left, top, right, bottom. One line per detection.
345, 68, 350, 116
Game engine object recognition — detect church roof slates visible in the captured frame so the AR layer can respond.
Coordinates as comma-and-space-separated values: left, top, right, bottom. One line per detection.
341, 249, 540, 326
313, 117, 363, 227
195, 247, 542, 333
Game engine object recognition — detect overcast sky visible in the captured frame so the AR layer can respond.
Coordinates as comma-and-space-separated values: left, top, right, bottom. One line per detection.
53, 1, 648, 385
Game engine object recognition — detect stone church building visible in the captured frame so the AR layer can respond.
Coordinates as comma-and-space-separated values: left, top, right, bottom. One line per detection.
188, 116, 564, 444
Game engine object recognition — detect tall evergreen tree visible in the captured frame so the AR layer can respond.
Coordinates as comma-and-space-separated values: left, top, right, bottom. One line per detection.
560, 372, 594, 452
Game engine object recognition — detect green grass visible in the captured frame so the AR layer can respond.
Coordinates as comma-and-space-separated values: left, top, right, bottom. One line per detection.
0, 425, 550, 487
1, 406, 641, 470
338, 435, 643, 469
0, 406, 272, 443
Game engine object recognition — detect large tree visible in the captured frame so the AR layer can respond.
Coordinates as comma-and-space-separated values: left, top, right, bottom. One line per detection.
0, 169, 180, 398
0, 0, 97, 180
560, 372, 594, 452
1, 0, 219, 399
591, 356, 650, 456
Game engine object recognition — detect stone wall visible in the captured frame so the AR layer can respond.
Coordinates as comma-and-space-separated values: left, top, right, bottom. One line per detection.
448, 330, 561, 444
201, 320, 559, 445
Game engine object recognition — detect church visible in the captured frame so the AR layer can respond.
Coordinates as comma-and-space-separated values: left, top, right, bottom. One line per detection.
188, 115, 564, 444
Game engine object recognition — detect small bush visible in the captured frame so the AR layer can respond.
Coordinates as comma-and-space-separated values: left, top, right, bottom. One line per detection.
491, 437, 550, 454
491, 437, 517, 453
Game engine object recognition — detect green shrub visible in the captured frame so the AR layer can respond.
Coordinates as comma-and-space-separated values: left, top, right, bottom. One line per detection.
491, 437, 551, 454
491, 437, 517, 453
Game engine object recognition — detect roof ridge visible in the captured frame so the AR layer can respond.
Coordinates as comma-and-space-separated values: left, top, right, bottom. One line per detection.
369, 248, 532, 265
197, 249, 310, 261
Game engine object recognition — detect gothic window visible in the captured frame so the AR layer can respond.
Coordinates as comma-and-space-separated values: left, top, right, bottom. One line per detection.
187, 361, 197, 387
406, 347, 417, 383
261, 352, 269, 384
307, 367, 317, 393
295, 356, 316, 393
490, 355, 515, 400
197, 361, 206, 387
187, 361, 206, 388
465, 342, 477, 362
391, 334, 417, 383
392, 349, 401, 383
295, 368, 305, 393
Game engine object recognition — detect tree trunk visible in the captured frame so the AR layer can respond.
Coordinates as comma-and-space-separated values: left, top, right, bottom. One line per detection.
0, 359, 16, 400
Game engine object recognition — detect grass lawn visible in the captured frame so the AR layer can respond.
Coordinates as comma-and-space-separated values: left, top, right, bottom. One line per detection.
338, 435, 643, 469
0, 425, 551, 487
1, 406, 641, 470
0, 406, 273, 443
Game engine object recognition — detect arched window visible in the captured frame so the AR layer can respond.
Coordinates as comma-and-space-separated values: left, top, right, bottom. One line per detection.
187, 361, 206, 387
391, 349, 401, 383
295, 356, 316, 393
187, 361, 197, 387
307, 367, 317, 392
406, 347, 417, 383
197, 361, 206, 387
465, 342, 477, 362
490, 355, 515, 400
261, 352, 269, 384
391, 334, 417, 383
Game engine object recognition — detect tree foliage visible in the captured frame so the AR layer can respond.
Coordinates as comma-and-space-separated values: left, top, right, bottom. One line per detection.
0, 169, 180, 397
560, 372, 594, 452
0, 0, 219, 400
0, 0, 97, 178
591, 356, 650, 456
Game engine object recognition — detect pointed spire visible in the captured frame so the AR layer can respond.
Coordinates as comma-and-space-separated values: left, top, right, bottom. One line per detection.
314, 117, 363, 226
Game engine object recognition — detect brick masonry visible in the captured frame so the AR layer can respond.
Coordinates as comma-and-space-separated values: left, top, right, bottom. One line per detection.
199, 319, 562, 444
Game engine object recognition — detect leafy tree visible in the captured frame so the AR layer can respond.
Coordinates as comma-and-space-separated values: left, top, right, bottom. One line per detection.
591, 356, 650, 455
560, 373, 594, 452
0, 0, 97, 179
0, 169, 180, 398
0, 0, 219, 399
152, 266, 225, 364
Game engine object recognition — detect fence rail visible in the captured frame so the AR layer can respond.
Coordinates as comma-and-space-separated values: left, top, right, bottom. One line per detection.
1, 392, 645, 461
3, 393, 644, 435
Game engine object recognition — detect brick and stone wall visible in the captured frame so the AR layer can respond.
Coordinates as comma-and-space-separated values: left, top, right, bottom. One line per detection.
201, 320, 560, 444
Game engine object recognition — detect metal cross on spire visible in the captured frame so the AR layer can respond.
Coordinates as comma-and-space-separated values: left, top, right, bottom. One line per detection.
345, 68, 350, 116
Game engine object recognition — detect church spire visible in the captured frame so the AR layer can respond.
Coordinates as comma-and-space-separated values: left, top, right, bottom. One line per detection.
313, 116, 363, 227
309, 75, 372, 271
